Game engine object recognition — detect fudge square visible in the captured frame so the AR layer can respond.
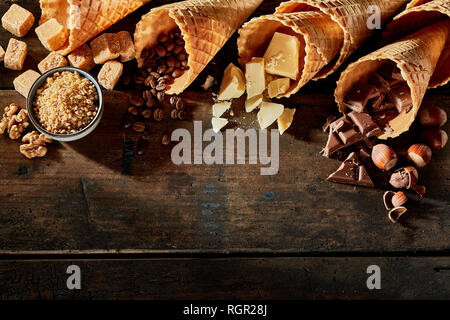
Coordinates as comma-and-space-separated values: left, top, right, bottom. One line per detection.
1, 4, 35, 37
117, 31, 135, 62
14, 70, 40, 97
4, 38, 28, 71
38, 52, 68, 73
91, 33, 120, 64
67, 44, 95, 72
35, 18, 69, 51
98, 61, 123, 90
0, 45, 4, 62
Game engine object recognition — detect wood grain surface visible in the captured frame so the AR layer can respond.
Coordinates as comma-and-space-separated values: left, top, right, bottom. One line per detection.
0, 0, 449, 300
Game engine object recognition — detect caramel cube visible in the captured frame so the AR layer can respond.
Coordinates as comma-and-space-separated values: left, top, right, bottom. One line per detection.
67, 44, 96, 71
13, 70, 40, 97
117, 31, 135, 62
38, 52, 68, 73
35, 18, 69, 51
91, 33, 120, 64
1, 4, 35, 37
4, 38, 28, 71
98, 61, 123, 90
0, 45, 4, 62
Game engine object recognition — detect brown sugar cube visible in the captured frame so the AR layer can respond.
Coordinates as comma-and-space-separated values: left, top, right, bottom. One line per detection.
117, 31, 135, 62
67, 44, 96, 71
1, 4, 35, 37
91, 33, 120, 64
4, 38, 28, 71
13, 70, 40, 97
98, 61, 123, 90
38, 52, 68, 73
35, 18, 69, 51
0, 45, 4, 62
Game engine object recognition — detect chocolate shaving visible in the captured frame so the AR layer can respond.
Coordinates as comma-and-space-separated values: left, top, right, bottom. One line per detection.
388, 206, 408, 223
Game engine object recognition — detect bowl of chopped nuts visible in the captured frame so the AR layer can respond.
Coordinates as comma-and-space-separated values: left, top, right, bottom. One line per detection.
26, 66, 104, 142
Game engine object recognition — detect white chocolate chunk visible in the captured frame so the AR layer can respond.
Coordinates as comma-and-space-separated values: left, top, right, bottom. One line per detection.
218, 63, 245, 101
212, 117, 229, 133
245, 57, 265, 99
267, 78, 291, 98
277, 108, 296, 135
257, 102, 284, 129
212, 101, 232, 118
264, 32, 300, 80
245, 94, 263, 113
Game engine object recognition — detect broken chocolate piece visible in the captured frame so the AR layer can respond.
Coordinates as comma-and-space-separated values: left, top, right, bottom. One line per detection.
327, 152, 375, 187
348, 111, 382, 137
377, 63, 403, 88
389, 83, 413, 113
343, 82, 378, 113
322, 115, 337, 133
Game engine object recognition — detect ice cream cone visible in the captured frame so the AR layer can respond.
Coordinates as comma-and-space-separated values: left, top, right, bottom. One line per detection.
383, 0, 450, 88
134, 0, 263, 95
336, 19, 450, 140
39, 0, 151, 56
237, 0, 407, 98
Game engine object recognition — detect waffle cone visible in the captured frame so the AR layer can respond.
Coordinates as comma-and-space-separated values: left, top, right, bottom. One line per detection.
383, 0, 450, 88
134, 0, 263, 95
336, 20, 450, 140
237, 0, 407, 98
39, 0, 150, 56
238, 12, 343, 99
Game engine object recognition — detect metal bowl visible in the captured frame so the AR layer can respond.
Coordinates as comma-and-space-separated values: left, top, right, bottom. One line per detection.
26, 66, 104, 142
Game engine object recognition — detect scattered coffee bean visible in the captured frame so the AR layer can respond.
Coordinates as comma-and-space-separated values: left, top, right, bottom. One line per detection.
132, 121, 146, 133
171, 108, 178, 119
128, 106, 139, 116
156, 83, 167, 92
141, 109, 153, 119
165, 42, 175, 52
153, 108, 165, 121
143, 90, 153, 101
155, 45, 167, 57
157, 91, 165, 102
162, 134, 171, 146
176, 98, 185, 111
146, 98, 156, 108
157, 65, 167, 74
170, 96, 179, 107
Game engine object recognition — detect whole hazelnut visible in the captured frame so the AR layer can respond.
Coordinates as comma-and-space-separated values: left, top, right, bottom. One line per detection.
392, 191, 407, 208
419, 106, 447, 127
371, 144, 398, 171
407, 144, 432, 168
421, 128, 448, 151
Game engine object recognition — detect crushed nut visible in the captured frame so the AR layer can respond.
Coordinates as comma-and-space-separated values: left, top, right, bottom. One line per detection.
20, 130, 52, 159
0, 103, 29, 140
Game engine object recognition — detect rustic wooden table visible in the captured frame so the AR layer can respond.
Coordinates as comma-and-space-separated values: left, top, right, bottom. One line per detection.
0, 0, 449, 300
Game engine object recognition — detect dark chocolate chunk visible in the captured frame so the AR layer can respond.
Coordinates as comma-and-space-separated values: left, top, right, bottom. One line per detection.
348, 111, 382, 137
343, 82, 378, 113
327, 152, 375, 187
389, 83, 412, 113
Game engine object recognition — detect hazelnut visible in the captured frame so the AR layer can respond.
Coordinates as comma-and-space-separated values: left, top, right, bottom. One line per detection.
407, 144, 432, 168
392, 192, 407, 208
371, 144, 398, 171
411, 184, 426, 198
419, 106, 447, 127
389, 166, 418, 189
421, 128, 448, 151
403, 166, 419, 189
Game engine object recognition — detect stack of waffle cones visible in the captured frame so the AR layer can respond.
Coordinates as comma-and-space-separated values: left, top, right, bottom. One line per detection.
134, 0, 264, 95
336, 0, 450, 139
39, 0, 151, 55
237, 0, 408, 99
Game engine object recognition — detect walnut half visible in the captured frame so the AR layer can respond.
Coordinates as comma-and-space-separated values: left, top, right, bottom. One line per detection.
20, 131, 52, 159
0, 103, 29, 140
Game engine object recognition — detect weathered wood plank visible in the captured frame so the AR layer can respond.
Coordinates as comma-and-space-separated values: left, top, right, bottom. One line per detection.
0, 90, 448, 254
0, 257, 449, 300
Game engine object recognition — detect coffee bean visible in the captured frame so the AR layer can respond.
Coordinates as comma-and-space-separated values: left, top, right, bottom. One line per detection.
172, 69, 184, 79
173, 46, 183, 55
167, 56, 177, 67
158, 33, 169, 43
156, 91, 165, 102
150, 71, 160, 79
181, 60, 188, 67
128, 106, 139, 116
141, 109, 153, 119
162, 134, 171, 145
150, 89, 158, 97
175, 60, 181, 68
146, 98, 156, 108
177, 53, 187, 61
156, 83, 166, 91
144, 75, 156, 88
170, 96, 179, 107
132, 121, 146, 133
155, 45, 167, 57
130, 95, 144, 107
137, 137, 148, 155
143, 90, 152, 101
176, 98, 185, 111
153, 108, 165, 121
170, 108, 178, 119
165, 41, 175, 52
178, 110, 186, 120
157, 65, 167, 74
